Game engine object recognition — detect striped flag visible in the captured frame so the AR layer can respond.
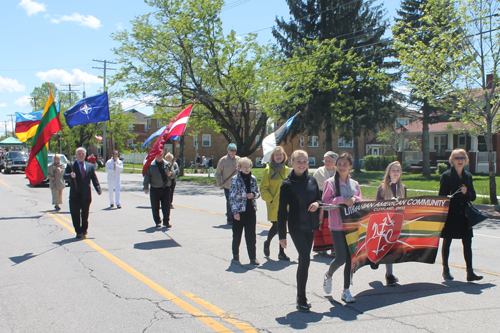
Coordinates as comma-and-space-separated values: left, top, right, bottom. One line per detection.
25, 90, 62, 185
261, 112, 299, 164
15, 104, 60, 142
142, 105, 193, 176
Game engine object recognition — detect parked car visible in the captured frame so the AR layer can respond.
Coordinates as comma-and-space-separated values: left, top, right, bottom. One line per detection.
0, 152, 4, 172
3, 151, 29, 174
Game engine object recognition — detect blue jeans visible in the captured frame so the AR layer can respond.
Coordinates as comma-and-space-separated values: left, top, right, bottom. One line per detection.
224, 188, 233, 223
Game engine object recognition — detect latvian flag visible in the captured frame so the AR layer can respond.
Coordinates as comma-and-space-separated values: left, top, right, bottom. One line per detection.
142, 105, 193, 176
261, 112, 299, 164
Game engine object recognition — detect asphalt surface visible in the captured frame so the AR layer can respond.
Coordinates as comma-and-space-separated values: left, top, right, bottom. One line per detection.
1, 171, 499, 332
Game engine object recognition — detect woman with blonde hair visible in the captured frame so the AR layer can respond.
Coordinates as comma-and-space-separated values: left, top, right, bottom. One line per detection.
438, 149, 482, 282
260, 146, 290, 260
278, 150, 321, 312
48, 154, 66, 211
374, 161, 407, 286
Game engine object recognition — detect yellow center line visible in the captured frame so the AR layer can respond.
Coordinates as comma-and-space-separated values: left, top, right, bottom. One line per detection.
0, 179, 10, 187
46, 212, 233, 333
173, 204, 271, 229
182, 291, 257, 333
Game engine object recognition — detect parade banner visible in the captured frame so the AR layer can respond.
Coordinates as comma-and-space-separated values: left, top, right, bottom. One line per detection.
340, 196, 450, 274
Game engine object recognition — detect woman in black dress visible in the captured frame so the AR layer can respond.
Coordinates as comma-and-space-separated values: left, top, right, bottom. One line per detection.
438, 149, 482, 282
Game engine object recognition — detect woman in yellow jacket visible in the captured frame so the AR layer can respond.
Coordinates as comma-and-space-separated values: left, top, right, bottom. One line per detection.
260, 146, 290, 261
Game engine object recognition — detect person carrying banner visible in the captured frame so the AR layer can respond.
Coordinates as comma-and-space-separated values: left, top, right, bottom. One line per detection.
438, 149, 483, 282
278, 150, 321, 312
143, 153, 176, 228
260, 146, 290, 261
106, 150, 124, 209
165, 153, 179, 209
64, 147, 102, 239
375, 161, 407, 286
229, 157, 261, 266
48, 154, 66, 211
312, 151, 338, 257
216, 144, 240, 225
321, 152, 361, 303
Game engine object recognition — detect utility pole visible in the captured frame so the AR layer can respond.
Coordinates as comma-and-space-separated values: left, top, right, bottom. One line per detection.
93, 59, 116, 161
60, 84, 80, 106
31, 96, 39, 110
7, 114, 15, 137
2, 121, 8, 138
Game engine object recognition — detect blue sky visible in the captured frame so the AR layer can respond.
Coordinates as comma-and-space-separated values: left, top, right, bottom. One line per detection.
0, 0, 400, 136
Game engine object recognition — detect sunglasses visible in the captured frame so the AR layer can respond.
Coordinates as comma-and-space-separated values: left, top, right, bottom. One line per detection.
454, 156, 466, 161
229, 149, 236, 152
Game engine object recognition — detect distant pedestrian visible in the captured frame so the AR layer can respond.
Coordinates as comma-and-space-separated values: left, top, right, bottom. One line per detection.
215, 144, 240, 225
106, 150, 124, 209
195, 153, 201, 173
143, 153, 176, 228
64, 147, 102, 239
165, 153, 179, 209
48, 154, 66, 211
439, 149, 483, 282
278, 150, 321, 312
207, 155, 214, 177
87, 154, 96, 165
201, 156, 206, 173
260, 146, 290, 261
229, 157, 260, 265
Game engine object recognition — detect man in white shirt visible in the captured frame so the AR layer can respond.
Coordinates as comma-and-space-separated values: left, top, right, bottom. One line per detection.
106, 150, 124, 208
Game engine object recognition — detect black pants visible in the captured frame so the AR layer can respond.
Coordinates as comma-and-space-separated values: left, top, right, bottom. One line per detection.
232, 209, 256, 259
224, 188, 234, 223
170, 181, 176, 205
289, 231, 314, 300
70, 197, 91, 235
442, 237, 473, 270
150, 186, 171, 225
267, 221, 285, 255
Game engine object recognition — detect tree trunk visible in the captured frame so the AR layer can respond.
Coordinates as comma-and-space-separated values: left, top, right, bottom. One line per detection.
422, 102, 431, 176
486, 128, 498, 204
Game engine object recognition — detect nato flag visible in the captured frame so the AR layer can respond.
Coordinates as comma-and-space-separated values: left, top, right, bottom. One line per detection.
64, 91, 110, 129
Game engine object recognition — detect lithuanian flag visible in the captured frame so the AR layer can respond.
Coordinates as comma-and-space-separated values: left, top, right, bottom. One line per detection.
25, 90, 62, 185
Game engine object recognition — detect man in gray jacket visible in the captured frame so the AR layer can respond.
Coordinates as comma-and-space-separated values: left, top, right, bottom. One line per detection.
215, 143, 240, 225
143, 153, 177, 228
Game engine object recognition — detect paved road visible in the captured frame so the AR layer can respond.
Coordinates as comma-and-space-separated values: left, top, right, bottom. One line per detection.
1, 171, 499, 332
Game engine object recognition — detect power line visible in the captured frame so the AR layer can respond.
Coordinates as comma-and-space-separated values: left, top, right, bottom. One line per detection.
60, 84, 80, 105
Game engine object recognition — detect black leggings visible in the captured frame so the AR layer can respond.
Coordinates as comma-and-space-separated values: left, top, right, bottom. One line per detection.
267, 221, 285, 254
232, 210, 256, 260
442, 237, 473, 270
289, 231, 314, 299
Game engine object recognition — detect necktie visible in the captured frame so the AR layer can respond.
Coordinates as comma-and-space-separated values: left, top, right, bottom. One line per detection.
81, 162, 85, 180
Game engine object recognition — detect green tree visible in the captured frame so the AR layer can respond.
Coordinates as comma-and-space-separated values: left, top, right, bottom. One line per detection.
393, 0, 499, 204
112, 0, 269, 157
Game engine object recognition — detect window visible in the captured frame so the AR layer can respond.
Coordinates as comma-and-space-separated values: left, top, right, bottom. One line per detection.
255, 157, 264, 167
372, 148, 379, 156
434, 135, 447, 155
147, 119, 151, 130
308, 136, 318, 147
308, 157, 316, 166
193, 135, 198, 147
144, 124, 147, 132
457, 135, 466, 149
299, 136, 304, 147
127, 139, 134, 145
478, 135, 487, 151
338, 137, 353, 148
128, 124, 134, 132
395, 118, 409, 129
202, 134, 211, 147
157, 119, 163, 128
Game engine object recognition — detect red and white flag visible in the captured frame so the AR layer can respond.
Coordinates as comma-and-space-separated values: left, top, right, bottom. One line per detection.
95, 135, 103, 142
142, 104, 193, 176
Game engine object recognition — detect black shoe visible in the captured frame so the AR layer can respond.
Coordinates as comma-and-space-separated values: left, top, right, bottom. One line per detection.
296, 297, 311, 312
232, 255, 239, 263
110, 204, 114, 208
370, 262, 379, 270
76, 233, 81, 239
117, 205, 122, 209
250, 258, 260, 266
278, 253, 290, 261
467, 271, 483, 282
163, 223, 172, 228
170, 205, 174, 209
156, 223, 162, 228
263, 240, 270, 257
443, 266, 454, 280
386, 274, 399, 286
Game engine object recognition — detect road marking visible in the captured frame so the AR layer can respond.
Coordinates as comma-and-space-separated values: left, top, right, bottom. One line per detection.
173, 204, 271, 229
0, 179, 10, 187
46, 212, 233, 333
182, 291, 257, 333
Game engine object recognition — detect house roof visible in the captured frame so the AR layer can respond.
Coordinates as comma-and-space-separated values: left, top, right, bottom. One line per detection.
397, 121, 472, 134
123, 109, 148, 124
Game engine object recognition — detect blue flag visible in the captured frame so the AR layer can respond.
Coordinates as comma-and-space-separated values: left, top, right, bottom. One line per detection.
142, 124, 168, 148
64, 91, 110, 129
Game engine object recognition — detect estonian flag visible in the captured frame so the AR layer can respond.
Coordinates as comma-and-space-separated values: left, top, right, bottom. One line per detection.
64, 91, 110, 129
261, 112, 299, 164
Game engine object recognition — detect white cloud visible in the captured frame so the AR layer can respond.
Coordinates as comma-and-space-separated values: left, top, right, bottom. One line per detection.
51, 13, 101, 29
120, 95, 159, 110
36, 69, 101, 85
0, 103, 7, 108
0, 76, 25, 93
18, 0, 46, 17
14, 96, 32, 108
116, 23, 124, 30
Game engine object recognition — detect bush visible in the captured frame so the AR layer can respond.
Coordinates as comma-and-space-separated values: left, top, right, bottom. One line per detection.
402, 162, 411, 173
364, 155, 398, 171
437, 163, 448, 175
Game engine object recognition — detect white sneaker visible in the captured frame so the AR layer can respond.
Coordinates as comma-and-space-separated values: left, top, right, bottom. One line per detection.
341, 289, 355, 303
323, 273, 332, 294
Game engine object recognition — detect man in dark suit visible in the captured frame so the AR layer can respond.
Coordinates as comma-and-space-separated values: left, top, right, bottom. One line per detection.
64, 147, 102, 239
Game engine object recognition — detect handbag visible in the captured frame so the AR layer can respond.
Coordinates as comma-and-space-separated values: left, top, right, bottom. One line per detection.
464, 202, 488, 228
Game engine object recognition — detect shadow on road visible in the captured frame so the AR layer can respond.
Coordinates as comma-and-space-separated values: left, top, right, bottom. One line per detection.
213, 224, 232, 230
258, 258, 295, 272
134, 239, 180, 250
276, 281, 495, 329
0, 215, 43, 220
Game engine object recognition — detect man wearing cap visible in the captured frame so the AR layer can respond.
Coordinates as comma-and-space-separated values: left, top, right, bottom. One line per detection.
215, 143, 240, 225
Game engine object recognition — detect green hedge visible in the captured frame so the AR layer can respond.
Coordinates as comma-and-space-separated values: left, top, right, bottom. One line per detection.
437, 163, 448, 175
364, 155, 398, 171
